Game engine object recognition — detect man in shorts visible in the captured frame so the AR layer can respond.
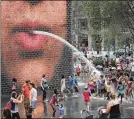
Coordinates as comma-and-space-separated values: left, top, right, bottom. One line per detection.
22, 80, 30, 118
29, 83, 37, 118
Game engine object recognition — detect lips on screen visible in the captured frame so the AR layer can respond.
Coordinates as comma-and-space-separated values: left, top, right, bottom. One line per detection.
2, 1, 70, 83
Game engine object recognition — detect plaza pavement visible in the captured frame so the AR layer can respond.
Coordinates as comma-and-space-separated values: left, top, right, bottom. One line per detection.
1, 90, 134, 118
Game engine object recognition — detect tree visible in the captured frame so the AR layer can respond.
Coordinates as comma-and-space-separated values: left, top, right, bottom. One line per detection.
83, 1, 134, 51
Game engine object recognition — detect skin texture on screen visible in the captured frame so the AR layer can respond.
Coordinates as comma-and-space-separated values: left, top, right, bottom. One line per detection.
2, 1, 67, 86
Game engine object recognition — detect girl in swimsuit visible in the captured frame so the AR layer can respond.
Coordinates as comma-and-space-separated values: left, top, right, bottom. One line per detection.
50, 89, 59, 118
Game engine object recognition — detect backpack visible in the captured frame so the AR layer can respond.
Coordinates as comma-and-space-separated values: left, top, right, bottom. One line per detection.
4, 101, 11, 110
2, 101, 11, 118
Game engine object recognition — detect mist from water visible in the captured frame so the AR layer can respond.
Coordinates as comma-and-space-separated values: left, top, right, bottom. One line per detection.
33, 31, 101, 80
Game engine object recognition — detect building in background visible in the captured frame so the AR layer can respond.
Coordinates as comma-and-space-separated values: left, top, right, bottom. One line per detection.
71, 1, 92, 52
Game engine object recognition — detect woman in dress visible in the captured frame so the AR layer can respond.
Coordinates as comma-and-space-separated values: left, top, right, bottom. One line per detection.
61, 75, 66, 98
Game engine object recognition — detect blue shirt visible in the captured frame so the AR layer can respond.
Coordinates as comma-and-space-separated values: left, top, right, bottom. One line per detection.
69, 79, 74, 87
59, 105, 64, 115
118, 84, 124, 94
97, 80, 102, 89
73, 78, 78, 85
10, 98, 19, 113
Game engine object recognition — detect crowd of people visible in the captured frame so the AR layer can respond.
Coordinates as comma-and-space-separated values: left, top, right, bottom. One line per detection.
81, 55, 134, 118
3, 79, 38, 119
2, 55, 134, 119
2, 73, 80, 119
88, 72, 133, 100
83, 72, 134, 118
2, 61, 134, 119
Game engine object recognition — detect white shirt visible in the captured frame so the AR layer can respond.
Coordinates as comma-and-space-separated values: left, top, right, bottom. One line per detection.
10, 98, 19, 113
131, 62, 134, 71
108, 99, 120, 106
30, 88, 37, 101
116, 58, 120, 64
61, 78, 66, 88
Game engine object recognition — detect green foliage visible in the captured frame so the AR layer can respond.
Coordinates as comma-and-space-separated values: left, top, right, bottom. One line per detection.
111, 60, 116, 67
93, 59, 104, 66
83, 1, 132, 49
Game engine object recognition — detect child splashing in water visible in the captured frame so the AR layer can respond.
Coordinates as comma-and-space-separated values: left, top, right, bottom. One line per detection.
59, 103, 64, 118
50, 89, 65, 118
83, 85, 90, 111
50, 89, 59, 118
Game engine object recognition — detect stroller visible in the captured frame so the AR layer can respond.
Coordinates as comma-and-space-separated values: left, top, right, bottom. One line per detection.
97, 106, 109, 119
81, 106, 109, 119
80, 109, 93, 119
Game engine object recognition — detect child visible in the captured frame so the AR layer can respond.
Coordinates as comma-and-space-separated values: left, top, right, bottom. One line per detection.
2, 108, 11, 119
118, 81, 125, 103
83, 85, 90, 111
59, 103, 64, 118
12, 78, 17, 91
89, 80, 95, 96
106, 82, 111, 100
87, 83, 91, 96
50, 89, 59, 118
2, 101, 12, 119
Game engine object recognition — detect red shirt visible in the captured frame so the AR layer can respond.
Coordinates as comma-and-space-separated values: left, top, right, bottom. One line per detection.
22, 84, 30, 98
83, 91, 90, 102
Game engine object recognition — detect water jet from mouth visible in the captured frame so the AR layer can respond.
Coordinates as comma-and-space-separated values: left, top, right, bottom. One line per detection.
33, 30, 101, 81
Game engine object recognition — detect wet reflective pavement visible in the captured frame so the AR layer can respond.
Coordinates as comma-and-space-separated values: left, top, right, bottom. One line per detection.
1, 91, 134, 118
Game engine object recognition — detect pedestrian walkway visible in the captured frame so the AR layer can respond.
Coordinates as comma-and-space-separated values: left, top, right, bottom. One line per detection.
2, 90, 134, 118
1, 76, 134, 118
1, 91, 59, 118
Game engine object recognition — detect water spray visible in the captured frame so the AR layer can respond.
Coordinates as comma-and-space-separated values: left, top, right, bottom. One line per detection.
33, 30, 101, 80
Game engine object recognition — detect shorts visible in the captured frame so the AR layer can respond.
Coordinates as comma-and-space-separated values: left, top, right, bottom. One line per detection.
74, 86, 79, 92
61, 87, 66, 93
31, 100, 37, 109
101, 88, 106, 93
91, 89, 95, 94
118, 93, 124, 97
84, 100, 90, 103
24, 98, 30, 110
59, 109, 64, 115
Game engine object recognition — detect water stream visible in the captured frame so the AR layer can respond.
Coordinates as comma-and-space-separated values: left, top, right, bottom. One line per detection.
33, 31, 101, 80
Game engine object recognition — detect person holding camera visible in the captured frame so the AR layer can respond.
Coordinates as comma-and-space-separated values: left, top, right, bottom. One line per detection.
10, 91, 23, 119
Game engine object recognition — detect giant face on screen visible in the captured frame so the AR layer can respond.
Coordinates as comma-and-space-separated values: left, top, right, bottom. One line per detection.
2, 1, 69, 85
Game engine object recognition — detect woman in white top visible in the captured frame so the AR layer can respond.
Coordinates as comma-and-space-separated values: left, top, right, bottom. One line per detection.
61, 75, 66, 98
105, 93, 121, 118
10, 91, 23, 119
116, 56, 120, 64
29, 83, 37, 118
131, 60, 134, 76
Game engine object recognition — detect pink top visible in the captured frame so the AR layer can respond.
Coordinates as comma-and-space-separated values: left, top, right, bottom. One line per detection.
89, 82, 95, 90
12, 82, 16, 90
50, 94, 57, 105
